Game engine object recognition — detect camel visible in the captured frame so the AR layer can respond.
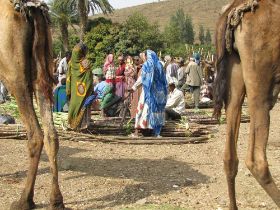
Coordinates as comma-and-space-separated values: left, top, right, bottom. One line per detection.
0, 1, 65, 209
214, 0, 280, 209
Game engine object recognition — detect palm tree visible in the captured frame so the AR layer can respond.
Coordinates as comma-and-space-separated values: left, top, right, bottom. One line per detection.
49, 0, 77, 51
74, 0, 114, 40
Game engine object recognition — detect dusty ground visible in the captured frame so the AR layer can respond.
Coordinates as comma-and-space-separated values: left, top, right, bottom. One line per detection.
0, 104, 279, 210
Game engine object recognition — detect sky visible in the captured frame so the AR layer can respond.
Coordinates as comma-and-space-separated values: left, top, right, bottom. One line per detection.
108, 0, 159, 9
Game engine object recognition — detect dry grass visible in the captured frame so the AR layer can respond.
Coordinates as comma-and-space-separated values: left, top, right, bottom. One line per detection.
92, 0, 230, 35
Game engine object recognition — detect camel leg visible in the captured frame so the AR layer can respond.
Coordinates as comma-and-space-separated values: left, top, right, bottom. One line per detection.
223, 55, 245, 210
10, 86, 44, 210
245, 97, 280, 207
30, 11, 65, 209
34, 89, 65, 210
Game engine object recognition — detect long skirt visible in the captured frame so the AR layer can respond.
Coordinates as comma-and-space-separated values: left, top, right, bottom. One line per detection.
130, 87, 141, 119
135, 90, 152, 130
115, 81, 125, 98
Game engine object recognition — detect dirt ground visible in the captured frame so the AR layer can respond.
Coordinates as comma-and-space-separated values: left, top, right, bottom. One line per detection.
0, 104, 279, 210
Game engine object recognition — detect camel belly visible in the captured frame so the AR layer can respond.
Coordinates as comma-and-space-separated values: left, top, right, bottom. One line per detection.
0, 0, 32, 85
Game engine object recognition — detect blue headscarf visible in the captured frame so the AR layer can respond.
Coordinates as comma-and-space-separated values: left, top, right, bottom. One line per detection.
142, 50, 168, 135
193, 53, 201, 65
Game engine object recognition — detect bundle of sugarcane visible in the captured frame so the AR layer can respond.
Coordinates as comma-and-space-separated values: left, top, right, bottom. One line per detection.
53, 112, 68, 129
89, 117, 219, 138
185, 102, 214, 109
0, 124, 211, 144
162, 120, 218, 137
0, 124, 26, 139
0, 98, 20, 119
188, 115, 250, 125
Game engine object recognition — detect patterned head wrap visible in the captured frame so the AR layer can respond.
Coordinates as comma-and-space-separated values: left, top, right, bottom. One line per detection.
103, 54, 114, 73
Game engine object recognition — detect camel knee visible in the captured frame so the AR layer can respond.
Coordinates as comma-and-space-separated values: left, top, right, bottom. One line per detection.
27, 131, 43, 158
246, 159, 271, 184
224, 158, 239, 178
44, 133, 59, 157
27, 140, 43, 158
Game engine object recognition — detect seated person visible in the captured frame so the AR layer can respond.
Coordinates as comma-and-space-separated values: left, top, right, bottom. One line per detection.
93, 68, 108, 99
92, 68, 108, 110
165, 81, 186, 120
200, 82, 213, 103
53, 78, 67, 112
100, 85, 122, 117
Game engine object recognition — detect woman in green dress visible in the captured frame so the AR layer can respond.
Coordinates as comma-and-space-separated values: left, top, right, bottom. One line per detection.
66, 43, 93, 130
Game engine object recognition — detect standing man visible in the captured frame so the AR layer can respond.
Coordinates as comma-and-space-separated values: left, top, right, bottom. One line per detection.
58, 51, 72, 85
185, 53, 203, 110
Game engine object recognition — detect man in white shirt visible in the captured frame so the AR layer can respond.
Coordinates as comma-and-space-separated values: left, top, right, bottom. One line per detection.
57, 51, 71, 84
165, 80, 186, 120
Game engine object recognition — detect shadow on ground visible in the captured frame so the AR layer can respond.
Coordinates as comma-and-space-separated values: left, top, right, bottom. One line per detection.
0, 145, 209, 209
56, 146, 209, 209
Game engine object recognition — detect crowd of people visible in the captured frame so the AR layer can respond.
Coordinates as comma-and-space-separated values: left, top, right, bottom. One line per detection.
53, 42, 215, 137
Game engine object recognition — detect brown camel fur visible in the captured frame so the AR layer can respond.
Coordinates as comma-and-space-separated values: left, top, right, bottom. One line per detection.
0, 1, 65, 210
214, 0, 280, 209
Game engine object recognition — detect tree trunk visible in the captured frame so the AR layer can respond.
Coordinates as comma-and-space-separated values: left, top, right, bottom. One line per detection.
59, 21, 69, 52
78, 0, 88, 41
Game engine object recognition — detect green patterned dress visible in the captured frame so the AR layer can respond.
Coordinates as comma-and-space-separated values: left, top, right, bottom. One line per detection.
66, 44, 93, 130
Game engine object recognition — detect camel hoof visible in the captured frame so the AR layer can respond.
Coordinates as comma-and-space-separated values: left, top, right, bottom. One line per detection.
10, 200, 36, 210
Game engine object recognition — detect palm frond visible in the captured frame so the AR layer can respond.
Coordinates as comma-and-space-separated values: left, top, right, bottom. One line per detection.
87, 0, 114, 15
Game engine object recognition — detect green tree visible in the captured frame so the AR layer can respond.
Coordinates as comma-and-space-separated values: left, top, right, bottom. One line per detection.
86, 17, 112, 32
53, 33, 80, 57
199, 25, 205, 45
163, 9, 195, 57
122, 13, 164, 55
74, 0, 114, 40
164, 23, 181, 46
84, 23, 119, 67
205, 29, 212, 45
172, 9, 194, 44
184, 15, 195, 44
164, 9, 195, 46
83, 13, 164, 67
49, 0, 77, 51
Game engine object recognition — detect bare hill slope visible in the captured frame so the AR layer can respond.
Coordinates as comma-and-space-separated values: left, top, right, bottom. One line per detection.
93, 0, 230, 34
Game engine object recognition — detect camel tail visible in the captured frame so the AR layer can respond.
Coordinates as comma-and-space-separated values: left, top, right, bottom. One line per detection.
213, 52, 229, 120
31, 8, 54, 102
213, 0, 250, 119
213, 8, 231, 120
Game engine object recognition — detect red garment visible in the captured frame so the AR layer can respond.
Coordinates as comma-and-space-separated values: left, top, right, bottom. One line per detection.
105, 79, 115, 84
115, 76, 125, 82
116, 63, 126, 76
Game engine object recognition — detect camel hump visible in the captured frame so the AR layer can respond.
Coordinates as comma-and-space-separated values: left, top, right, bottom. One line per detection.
12, 0, 50, 23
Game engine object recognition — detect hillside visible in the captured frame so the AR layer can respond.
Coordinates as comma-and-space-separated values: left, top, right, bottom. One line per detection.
92, 0, 230, 35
